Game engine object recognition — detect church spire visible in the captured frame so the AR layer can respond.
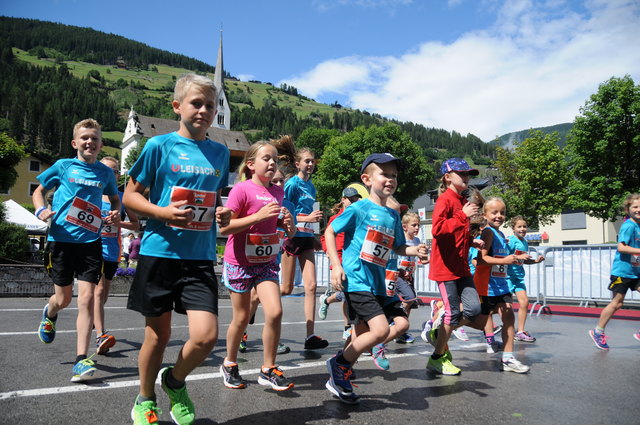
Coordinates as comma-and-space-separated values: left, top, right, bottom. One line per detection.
214, 30, 224, 90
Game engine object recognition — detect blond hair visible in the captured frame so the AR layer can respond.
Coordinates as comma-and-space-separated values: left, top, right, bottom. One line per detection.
73, 118, 101, 139
402, 211, 419, 226
237, 141, 275, 181
271, 135, 298, 179
101, 156, 120, 169
174, 73, 216, 102
483, 197, 506, 214
622, 193, 640, 216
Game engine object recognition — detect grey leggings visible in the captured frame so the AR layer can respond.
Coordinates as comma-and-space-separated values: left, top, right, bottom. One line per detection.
438, 277, 481, 327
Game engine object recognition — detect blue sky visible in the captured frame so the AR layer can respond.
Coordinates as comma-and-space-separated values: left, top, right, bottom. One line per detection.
2, 0, 639, 141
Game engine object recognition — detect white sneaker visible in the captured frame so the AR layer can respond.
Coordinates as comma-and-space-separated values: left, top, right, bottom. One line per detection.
501, 357, 530, 373
486, 341, 502, 353
420, 320, 433, 343
452, 327, 470, 341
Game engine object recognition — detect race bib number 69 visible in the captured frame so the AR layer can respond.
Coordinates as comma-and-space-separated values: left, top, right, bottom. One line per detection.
66, 197, 102, 233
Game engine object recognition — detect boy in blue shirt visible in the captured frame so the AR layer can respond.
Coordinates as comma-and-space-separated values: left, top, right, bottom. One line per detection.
324, 153, 428, 404
124, 73, 231, 425
32, 118, 121, 382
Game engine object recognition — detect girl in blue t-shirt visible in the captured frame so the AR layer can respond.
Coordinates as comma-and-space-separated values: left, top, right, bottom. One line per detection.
507, 216, 545, 343
589, 193, 640, 350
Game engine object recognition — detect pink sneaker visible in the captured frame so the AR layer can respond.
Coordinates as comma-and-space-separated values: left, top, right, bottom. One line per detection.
514, 331, 536, 342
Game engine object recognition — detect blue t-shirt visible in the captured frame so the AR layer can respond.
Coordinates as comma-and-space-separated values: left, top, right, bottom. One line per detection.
128, 132, 229, 260
100, 192, 124, 262
507, 236, 528, 279
284, 175, 316, 237
398, 236, 419, 278
611, 219, 640, 278
486, 226, 511, 296
330, 199, 406, 295
37, 158, 117, 243
468, 245, 478, 276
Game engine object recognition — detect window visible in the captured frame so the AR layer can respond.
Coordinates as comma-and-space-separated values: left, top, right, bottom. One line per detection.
561, 210, 586, 230
29, 160, 41, 172
217, 114, 225, 125
563, 240, 587, 245
0, 187, 9, 195
219, 97, 224, 107
29, 183, 39, 196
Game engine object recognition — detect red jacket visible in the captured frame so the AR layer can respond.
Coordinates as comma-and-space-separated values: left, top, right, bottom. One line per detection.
321, 210, 344, 263
428, 188, 471, 281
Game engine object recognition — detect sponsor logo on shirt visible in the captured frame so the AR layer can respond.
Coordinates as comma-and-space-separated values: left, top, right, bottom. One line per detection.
68, 177, 103, 188
170, 164, 221, 176
178, 152, 190, 160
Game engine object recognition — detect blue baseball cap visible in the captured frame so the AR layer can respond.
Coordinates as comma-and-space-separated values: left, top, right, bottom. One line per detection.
342, 187, 361, 198
440, 158, 479, 176
360, 153, 401, 174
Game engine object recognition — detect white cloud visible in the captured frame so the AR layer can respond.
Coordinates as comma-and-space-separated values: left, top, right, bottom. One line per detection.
286, 0, 640, 141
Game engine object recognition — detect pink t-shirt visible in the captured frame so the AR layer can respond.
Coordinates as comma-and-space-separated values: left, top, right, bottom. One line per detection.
223, 179, 284, 265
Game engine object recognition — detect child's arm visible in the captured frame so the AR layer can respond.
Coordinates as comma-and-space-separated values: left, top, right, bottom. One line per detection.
617, 241, 640, 256
219, 202, 281, 236
431, 200, 477, 237
119, 206, 140, 231
394, 244, 429, 262
476, 230, 520, 266
104, 194, 122, 226
123, 177, 194, 226
32, 184, 55, 222
281, 208, 296, 239
324, 225, 346, 291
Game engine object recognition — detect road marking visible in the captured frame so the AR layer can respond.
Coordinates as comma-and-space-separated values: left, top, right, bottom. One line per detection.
0, 306, 234, 312
0, 352, 419, 400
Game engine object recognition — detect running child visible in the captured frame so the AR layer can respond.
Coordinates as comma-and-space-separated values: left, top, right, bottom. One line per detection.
273, 136, 328, 350
474, 197, 531, 373
589, 193, 640, 350
124, 73, 230, 425
33, 118, 121, 382
507, 216, 544, 342
324, 153, 428, 404
95, 156, 140, 355
219, 141, 295, 391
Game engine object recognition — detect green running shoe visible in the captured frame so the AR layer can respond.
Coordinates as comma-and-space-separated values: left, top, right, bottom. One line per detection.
160, 367, 195, 424
131, 397, 162, 424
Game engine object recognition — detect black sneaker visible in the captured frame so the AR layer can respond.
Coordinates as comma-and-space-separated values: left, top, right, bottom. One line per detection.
304, 335, 329, 350
220, 364, 246, 389
257, 367, 294, 391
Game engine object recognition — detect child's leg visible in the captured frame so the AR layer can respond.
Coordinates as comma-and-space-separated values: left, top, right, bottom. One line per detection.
344, 315, 389, 363
279, 252, 296, 296
597, 292, 626, 330
138, 313, 172, 398
255, 280, 282, 368
93, 275, 110, 335
385, 316, 409, 343
515, 289, 529, 333
498, 303, 516, 354
172, 310, 218, 382
226, 291, 253, 364
76, 280, 96, 356
299, 249, 318, 337
47, 283, 74, 317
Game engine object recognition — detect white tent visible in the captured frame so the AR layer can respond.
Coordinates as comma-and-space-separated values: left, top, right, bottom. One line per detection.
2, 199, 48, 234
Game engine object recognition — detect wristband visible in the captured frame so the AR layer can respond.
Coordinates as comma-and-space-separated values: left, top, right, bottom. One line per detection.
35, 206, 46, 219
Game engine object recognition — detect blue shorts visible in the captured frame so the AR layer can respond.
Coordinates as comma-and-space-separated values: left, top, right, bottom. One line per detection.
509, 276, 527, 293
223, 261, 280, 293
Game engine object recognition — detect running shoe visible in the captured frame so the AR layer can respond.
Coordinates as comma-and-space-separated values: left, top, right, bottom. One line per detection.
71, 357, 97, 382
160, 366, 195, 424
429, 299, 439, 320
395, 332, 415, 344
514, 331, 536, 342
589, 329, 609, 351
425, 328, 437, 347
325, 354, 359, 404
318, 289, 330, 320
420, 320, 433, 343
634, 330, 640, 342
96, 331, 116, 354
342, 327, 352, 341
220, 363, 247, 389
131, 397, 162, 425
38, 304, 56, 344
258, 366, 294, 391
452, 327, 470, 341
501, 357, 530, 373
239, 331, 248, 353
304, 335, 329, 350
431, 304, 445, 331
372, 343, 390, 370
427, 355, 461, 375
485, 335, 503, 353
277, 343, 290, 355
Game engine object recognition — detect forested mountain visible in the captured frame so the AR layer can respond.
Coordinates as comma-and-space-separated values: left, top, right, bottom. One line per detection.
490, 123, 573, 149
0, 16, 495, 164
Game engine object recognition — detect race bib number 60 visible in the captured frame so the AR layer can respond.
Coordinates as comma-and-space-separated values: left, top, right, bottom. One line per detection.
245, 233, 280, 263
169, 186, 216, 231
360, 228, 394, 267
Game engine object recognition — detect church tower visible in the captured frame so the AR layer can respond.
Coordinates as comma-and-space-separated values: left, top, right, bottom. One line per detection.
213, 31, 230, 130
120, 106, 142, 174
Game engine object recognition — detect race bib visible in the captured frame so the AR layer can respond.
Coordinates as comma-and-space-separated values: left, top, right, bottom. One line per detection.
514, 249, 526, 266
491, 256, 507, 278
296, 213, 314, 234
398, 259, 416, 274
360, 227, 394, 267
169, 186, 216, 231
385, 269, 398, 296
66, 197, 102, 233
631, 254, 640, 268
101, 223, 118, 238
245, 233, 280, 263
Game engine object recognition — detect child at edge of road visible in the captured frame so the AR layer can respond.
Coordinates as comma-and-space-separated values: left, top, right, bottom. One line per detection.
507, 215, 544, 343
474, 197, 532, 373
324, 153, 428, 404
124, 73, 231, 425
218, 141, 296, 391
589, 193, 640, 350
32, 118, 121, 383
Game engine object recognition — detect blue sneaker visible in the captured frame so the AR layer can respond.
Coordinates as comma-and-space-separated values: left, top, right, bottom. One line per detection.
38, 304, 56, 344
396, 332, 415, 344
71, 357, 97, 382
372, 343, 390, 370
326, 354, 360, 404
589, 329, 609, 351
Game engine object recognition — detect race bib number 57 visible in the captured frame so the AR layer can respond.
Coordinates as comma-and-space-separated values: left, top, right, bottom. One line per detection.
169, 186, 216, 231
360, 228, 394, 267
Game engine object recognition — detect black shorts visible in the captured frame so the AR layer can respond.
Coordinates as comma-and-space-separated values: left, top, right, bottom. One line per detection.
127, 255, 218, 317
608, 275, 640, 294
480, 293, 513, 315
283, 236, 315, 256
383, 299, 408, 324
103, 261, 119, 281
44, 240, 103, 286
344, 291, 386, 325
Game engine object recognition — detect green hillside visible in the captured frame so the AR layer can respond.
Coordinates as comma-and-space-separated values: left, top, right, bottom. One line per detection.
490, 123, 573, 149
